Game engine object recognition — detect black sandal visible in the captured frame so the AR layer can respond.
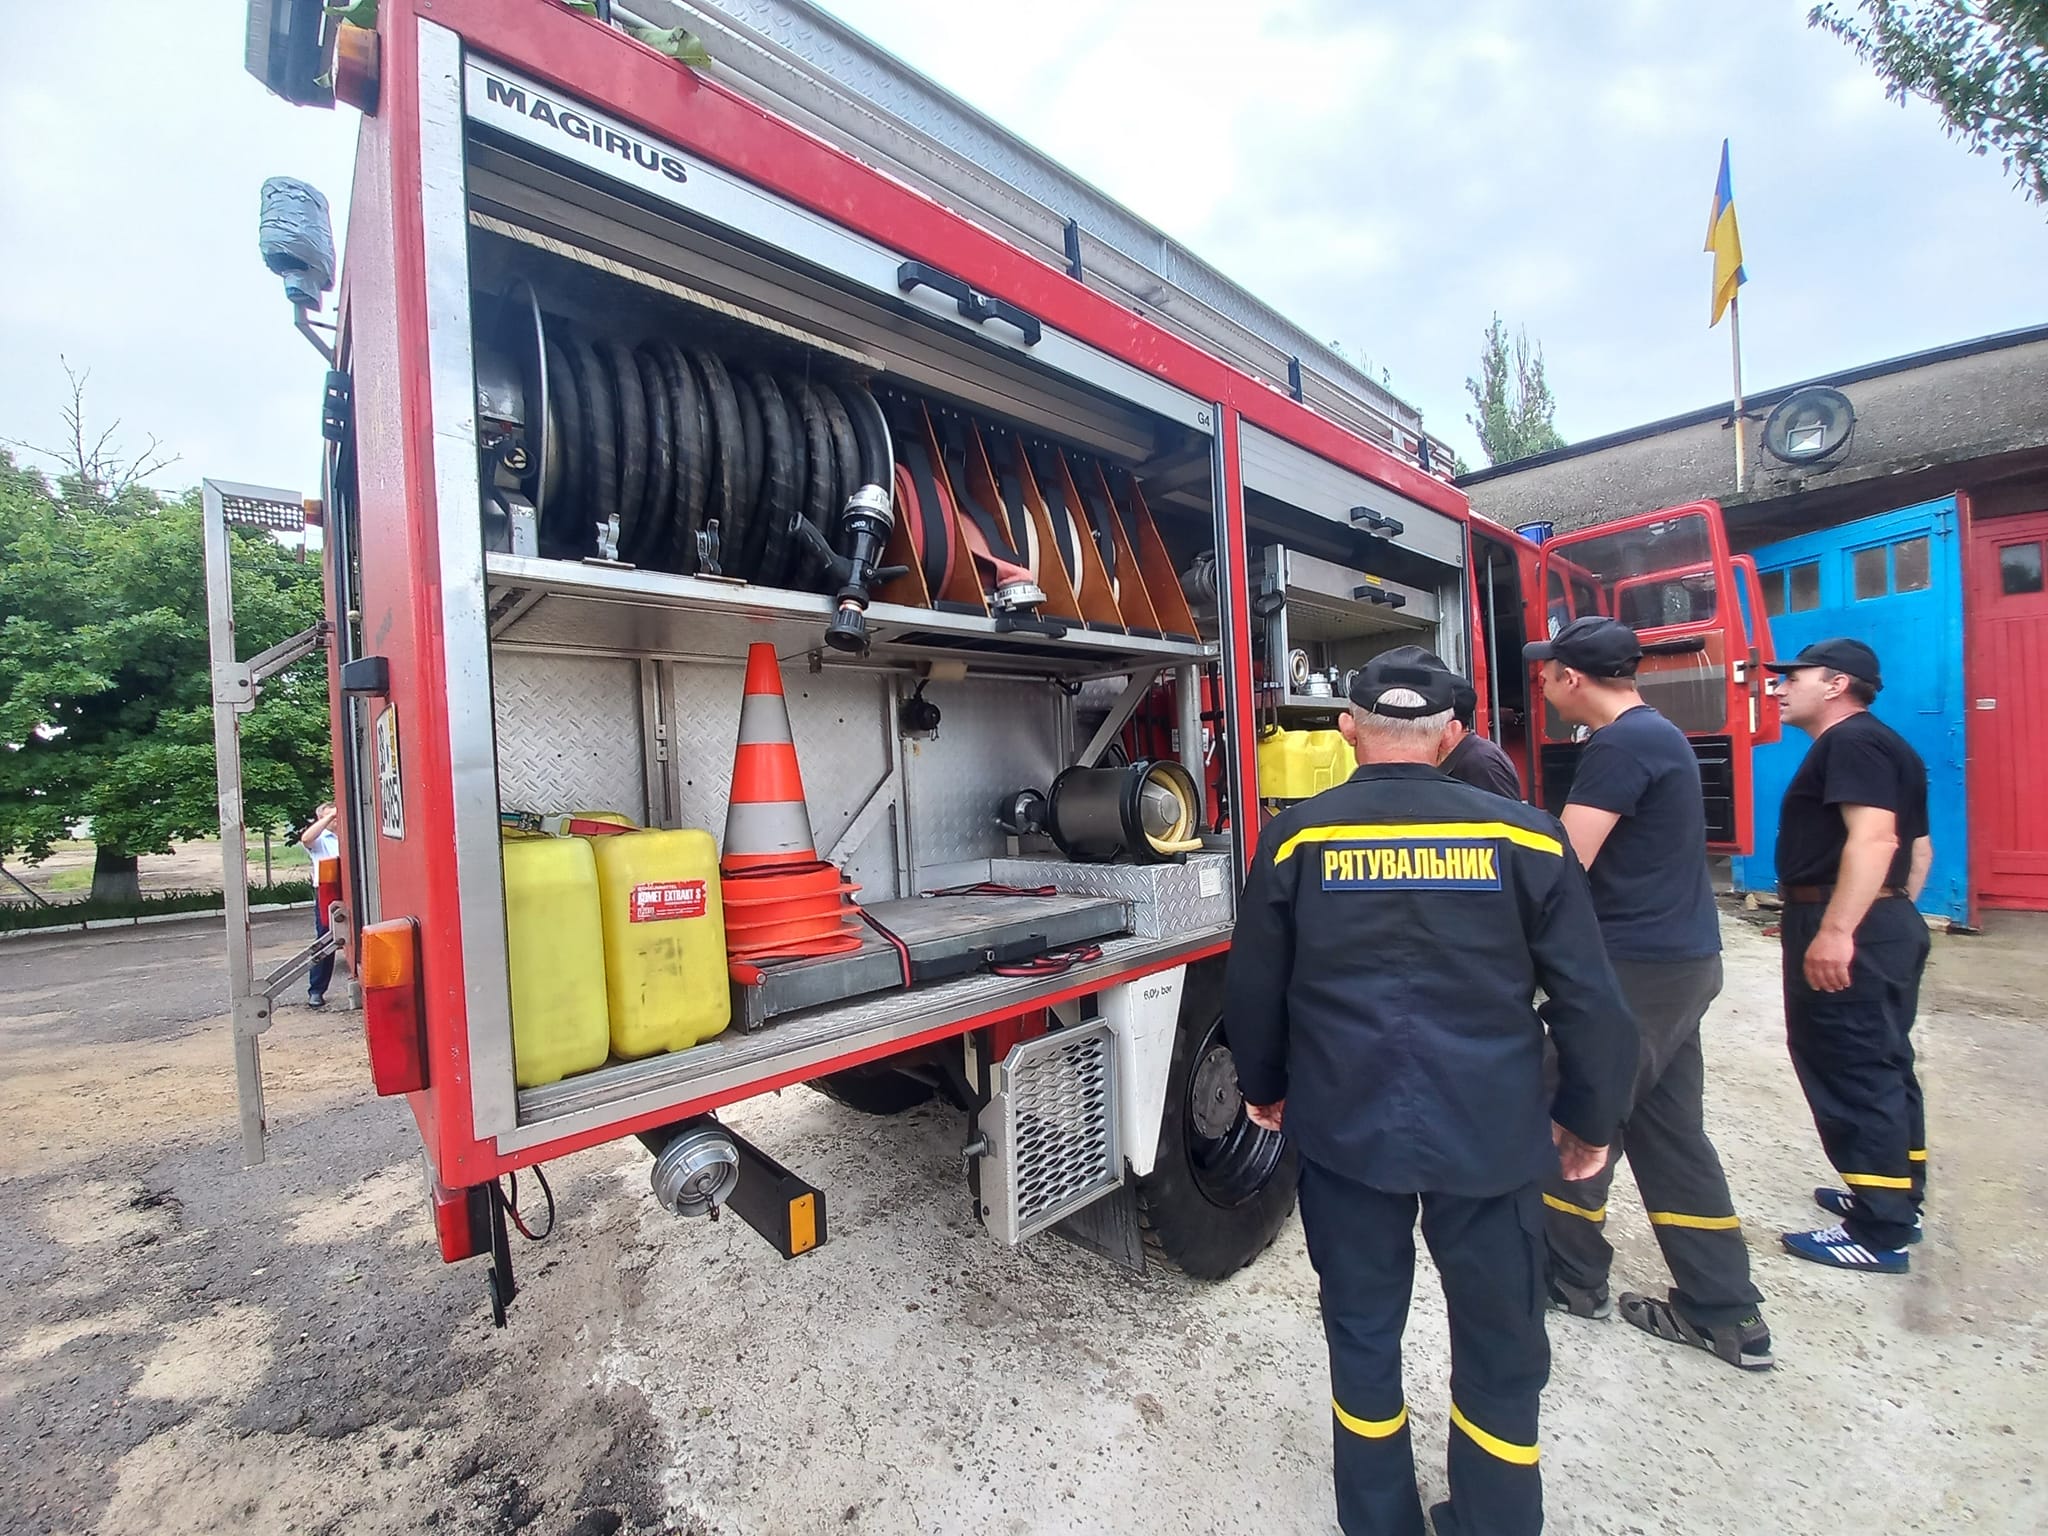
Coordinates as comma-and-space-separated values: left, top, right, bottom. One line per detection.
1619, 1291, 1774, 1371
1547, 1277, 1613, 1320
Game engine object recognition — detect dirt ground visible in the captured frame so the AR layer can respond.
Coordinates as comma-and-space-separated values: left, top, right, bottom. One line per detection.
2, 907, 2044, 1536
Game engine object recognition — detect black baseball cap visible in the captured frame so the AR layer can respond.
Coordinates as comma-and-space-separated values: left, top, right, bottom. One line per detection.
1349, 646, 1459, 718
1763, 637, 1883, 691
1523, 616, 1642, 678
1372, 644, 1481, 724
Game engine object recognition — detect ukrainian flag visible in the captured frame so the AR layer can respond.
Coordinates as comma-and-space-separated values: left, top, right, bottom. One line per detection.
1705, 140, 1747, 327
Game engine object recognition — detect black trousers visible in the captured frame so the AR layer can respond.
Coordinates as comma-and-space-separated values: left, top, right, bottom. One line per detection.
1544, 954, 1763, 1326
1782, 896, 1930, 1250
309, 898, 335, 1000
1298, 1157, 1549, 1536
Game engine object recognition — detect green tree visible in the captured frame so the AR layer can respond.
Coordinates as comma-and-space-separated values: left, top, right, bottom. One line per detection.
1464, 314, 1566, 467
0, 451, 330, 902
1811, 2, 2048, 205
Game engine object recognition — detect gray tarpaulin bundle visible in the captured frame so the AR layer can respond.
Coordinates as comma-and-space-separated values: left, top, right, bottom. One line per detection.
258, 177, 336, 308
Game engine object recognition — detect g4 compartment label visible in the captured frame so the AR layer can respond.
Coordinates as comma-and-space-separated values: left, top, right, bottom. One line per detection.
630, 880, 707, 922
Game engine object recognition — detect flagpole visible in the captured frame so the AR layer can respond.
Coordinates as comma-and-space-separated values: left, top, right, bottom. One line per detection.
1728, 290, 1747, 491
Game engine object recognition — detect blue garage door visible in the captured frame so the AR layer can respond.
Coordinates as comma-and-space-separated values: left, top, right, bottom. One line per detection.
1731, 497, 1968, 923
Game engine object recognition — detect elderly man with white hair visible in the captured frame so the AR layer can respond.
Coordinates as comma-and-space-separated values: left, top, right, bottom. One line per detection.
1226, 649, 1635, 1536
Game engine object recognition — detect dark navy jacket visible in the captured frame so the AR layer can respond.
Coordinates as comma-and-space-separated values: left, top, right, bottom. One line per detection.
1225, 762, 1636, 1197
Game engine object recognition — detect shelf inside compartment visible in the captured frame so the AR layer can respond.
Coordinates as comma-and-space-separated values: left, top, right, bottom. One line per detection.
513, 925, 1231, 1134
485, 554, 1216, 679
1263, 690, 1353, 714
1280, 590, 1434, 645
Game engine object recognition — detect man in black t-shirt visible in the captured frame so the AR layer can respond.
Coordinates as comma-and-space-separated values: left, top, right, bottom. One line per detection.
1443, 680, 1525, 800
1525, 617, 1770, 1371
1765, 638, 1932, 1275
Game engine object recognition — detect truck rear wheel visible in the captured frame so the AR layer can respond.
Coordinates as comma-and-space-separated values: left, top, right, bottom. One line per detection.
809, 1062, 938, 1116
1135, 969, 1297, 1279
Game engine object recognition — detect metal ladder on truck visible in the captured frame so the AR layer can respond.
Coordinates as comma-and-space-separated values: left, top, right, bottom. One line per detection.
588, 0, 1457, 473
200, 477, 339, 1167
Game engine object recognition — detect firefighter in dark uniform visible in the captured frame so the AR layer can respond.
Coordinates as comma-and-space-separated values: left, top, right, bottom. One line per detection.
1765, 639, 1933, 1273
1226, 652, 1637, 1536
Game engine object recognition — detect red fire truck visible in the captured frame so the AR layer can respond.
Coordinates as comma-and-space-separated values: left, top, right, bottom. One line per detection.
222, 0, 1774, 1321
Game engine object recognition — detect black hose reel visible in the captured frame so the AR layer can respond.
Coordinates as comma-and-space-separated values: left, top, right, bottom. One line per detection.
1047, 760, 1204, 864
788, 383, 907, 654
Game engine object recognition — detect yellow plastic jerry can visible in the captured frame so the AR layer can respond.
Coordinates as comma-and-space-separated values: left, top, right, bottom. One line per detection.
1305, 729, 1352, 793
591, 828, 731, 1058
501, 835, 612, 1088
1258, 727, 1356, 800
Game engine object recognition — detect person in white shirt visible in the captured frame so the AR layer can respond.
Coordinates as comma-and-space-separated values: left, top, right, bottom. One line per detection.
297, 802, 340, 1007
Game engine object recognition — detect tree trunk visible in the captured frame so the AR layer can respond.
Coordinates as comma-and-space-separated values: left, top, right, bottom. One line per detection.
90, 846, 141, 904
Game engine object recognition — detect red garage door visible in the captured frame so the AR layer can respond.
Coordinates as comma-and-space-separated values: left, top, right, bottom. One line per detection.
1969, 504, 2048, 911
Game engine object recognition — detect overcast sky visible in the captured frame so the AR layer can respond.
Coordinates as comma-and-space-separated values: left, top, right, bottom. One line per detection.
2, 0, 2043, 496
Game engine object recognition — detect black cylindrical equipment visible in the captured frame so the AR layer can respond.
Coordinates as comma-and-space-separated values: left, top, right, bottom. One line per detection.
1047, 760, 1204, 864
821, 383, 900, 653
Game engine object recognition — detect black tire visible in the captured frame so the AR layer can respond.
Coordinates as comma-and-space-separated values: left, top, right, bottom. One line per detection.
809, 1063, 938, 1116
567, 334, 617, 553
541, 333, 585, 556
815, 383, 860, 536
776, 374, 811, 586
688, 347, 743, 575
743, 368, 797, 585
1134, 960, 1298, 1280
732, 365, 763, 558
633, 348, 675, 568
783, 376, 835, 588
603, 340, 648, 564
656, 339, 708, 573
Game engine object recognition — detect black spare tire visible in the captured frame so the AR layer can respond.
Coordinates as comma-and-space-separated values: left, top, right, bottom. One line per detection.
1134, 959, 1298, 1280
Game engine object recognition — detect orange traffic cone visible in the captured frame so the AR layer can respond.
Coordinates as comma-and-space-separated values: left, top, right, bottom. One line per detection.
722, 643, 821, 875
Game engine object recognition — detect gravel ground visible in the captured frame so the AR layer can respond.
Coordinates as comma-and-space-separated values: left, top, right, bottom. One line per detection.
1, 907, 2043, 1535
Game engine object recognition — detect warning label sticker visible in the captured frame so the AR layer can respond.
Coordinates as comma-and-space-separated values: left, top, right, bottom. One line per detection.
629, 880, 708, 922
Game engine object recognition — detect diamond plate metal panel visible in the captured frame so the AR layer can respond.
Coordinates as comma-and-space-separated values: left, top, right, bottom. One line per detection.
492, 651, 647, 819
901, 678, 1064, 876
666, 658, 897, 892
989, 853, 1235, 939
978, 1019, 1120, 1245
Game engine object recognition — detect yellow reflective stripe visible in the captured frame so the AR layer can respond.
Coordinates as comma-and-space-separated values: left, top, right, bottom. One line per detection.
1333, 1399, 1409, 1440
1450, 1403, 1539, 1466
1647, 1211, 1741, 1230
1274, 820, 1563, 865
1908, 1149, 1929, 1163
1842, 1172, 1914, 1190
1543, 1193, 1606, 1222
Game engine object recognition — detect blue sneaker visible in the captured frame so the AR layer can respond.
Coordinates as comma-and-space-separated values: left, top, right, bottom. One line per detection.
1814, 1187, 1923, 1244
1783, 1223, 1908, 1274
